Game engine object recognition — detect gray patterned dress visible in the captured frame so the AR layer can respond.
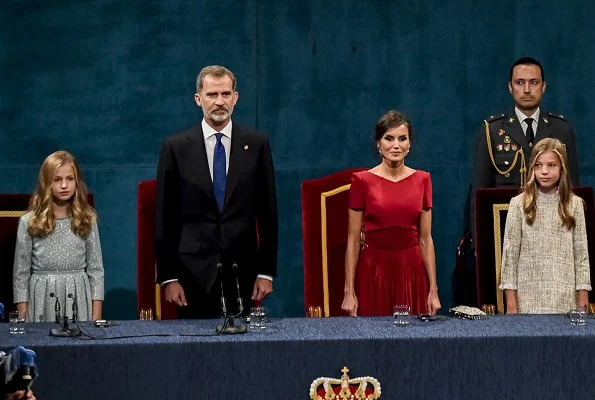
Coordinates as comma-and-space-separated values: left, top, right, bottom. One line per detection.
499, 191, 591, 313
13, 212, 104, 322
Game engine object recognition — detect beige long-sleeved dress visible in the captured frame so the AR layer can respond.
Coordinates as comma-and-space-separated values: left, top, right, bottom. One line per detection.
499, 191, 591, 314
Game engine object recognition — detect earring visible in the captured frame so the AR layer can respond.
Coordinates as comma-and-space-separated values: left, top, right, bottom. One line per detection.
377, 145, 381, 153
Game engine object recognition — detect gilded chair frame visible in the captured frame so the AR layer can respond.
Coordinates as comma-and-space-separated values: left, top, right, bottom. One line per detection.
320, 184, 351, 317
492, 203, 509, 314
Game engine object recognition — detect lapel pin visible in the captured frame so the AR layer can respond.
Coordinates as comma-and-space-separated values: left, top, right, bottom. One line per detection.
505, 144, 511, 151
504, 136, 511, 144
511, 144, 518, 151
244, 144, 249, 151
497, 144, 503, 151
543, 117, 549, 124
508, 117, 515, 124
498, 129, 505, 136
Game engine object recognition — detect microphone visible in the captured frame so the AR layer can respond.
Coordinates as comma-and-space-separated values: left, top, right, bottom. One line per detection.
215, 262, 247, 335
217, 263, 227, 316
231, 263, 243, 314
49, 292, 62, 324
68, 293, 79, 322
48, 293, 81, 337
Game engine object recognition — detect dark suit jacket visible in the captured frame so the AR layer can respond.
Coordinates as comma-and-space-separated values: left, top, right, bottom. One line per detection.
155, 122, 278, 295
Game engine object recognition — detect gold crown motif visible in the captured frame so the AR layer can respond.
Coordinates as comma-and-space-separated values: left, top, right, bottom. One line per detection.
309, 366, 381, 400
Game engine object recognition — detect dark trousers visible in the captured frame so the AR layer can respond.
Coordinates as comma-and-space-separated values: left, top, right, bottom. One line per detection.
177, 265, 254, 319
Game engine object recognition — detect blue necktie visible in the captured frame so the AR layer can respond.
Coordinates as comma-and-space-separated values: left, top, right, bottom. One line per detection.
213, 132, 226, 212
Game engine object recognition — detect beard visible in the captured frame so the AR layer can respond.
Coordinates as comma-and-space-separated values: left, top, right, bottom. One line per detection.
206, 108, 231, 122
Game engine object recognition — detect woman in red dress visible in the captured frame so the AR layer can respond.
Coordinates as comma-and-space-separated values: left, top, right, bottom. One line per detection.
341, 110, 441, 316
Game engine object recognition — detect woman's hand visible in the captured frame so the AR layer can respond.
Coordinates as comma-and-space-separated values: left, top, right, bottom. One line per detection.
341, 292, 358, 317
426, 290, 441, 316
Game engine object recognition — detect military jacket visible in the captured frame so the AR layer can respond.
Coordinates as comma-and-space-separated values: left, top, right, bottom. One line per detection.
472, 110, 579, 189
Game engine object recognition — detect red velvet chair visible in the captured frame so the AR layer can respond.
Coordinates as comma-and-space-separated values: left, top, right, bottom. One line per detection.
0, 194, 94, 320
475, 186, 595, 313
301, 168, 366, 317
0, 195, 31, 318
137, 180, 176, 320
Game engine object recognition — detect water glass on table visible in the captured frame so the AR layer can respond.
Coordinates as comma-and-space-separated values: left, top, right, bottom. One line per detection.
569, 305, 587, 326
393, 305, 410, 327
249, 306, 267, 331
9, 311, 26, 334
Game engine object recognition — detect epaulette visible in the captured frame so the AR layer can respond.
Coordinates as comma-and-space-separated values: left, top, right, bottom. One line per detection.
485, 113, 505, 123
547, 112, 568, 121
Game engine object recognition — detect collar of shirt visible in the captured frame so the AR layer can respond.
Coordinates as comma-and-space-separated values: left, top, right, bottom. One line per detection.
514, 107, 540, 134
201, 119, 233, 141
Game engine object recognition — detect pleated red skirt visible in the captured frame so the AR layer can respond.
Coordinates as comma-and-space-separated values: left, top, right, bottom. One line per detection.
355, 226, 429, 316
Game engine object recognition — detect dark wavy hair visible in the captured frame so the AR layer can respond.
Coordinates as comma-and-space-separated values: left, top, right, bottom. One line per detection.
374, 110, 412, 142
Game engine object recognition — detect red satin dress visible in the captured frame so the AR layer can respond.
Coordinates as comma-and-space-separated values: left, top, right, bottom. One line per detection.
349, 170, 431, 316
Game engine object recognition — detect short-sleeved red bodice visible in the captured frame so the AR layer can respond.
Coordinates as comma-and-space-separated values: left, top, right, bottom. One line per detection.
349, 170, 432, 315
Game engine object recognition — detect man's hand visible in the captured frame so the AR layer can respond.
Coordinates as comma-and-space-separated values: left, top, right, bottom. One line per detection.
251, 278, 273, 302
164, 281, 187, 307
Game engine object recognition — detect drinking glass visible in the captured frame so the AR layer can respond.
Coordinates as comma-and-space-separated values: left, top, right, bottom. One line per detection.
249, 306, 267, 331
569, 307, 587, 326
393, 305, 410, 327
9, 311, 26, 334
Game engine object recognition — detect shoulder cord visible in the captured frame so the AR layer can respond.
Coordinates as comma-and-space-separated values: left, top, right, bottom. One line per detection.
483, 120, 527, 187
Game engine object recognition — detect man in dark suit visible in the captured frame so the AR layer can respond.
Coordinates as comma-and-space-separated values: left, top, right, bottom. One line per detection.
155, 65, 278, 319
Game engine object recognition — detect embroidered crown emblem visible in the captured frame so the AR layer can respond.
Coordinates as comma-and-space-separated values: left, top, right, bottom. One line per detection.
309, 366, 381, 399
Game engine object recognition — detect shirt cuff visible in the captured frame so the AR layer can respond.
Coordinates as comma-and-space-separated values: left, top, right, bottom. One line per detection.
576, 284, 592, 291
499, 283, 517, 290
257, 274, 273, 282
162, 277, 273, 284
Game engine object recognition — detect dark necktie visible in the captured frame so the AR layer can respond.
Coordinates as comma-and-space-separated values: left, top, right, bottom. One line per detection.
213, 133, 226, 211
525, 118, 535, 147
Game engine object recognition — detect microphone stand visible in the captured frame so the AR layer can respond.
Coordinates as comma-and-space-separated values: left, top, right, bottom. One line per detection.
67, 293, 81, 337
216, 263, 247, 334
48, 293, 81, 337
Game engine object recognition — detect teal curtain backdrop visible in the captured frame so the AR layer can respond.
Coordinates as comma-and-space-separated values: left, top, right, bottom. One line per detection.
1, 1, 594, 318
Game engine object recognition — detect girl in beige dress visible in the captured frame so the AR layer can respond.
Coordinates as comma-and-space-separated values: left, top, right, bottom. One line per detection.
13, 151, 104, 322
500, 138, 591, 314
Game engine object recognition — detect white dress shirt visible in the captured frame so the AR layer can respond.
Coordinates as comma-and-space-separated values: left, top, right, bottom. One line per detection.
202, 119, 232, 180
515, 107, 540, 138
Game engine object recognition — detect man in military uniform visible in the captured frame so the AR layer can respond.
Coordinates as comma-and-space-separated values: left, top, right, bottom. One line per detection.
454, 57, 581, 307
472, 57, 579, 192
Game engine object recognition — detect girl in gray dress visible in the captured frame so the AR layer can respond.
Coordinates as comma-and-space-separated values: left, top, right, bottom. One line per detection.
500, 138, 591, 314
13, 151, 104, 322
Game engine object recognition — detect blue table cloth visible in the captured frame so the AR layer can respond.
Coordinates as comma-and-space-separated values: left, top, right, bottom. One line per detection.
2, 315, 595, 399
